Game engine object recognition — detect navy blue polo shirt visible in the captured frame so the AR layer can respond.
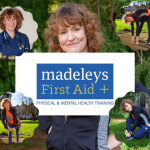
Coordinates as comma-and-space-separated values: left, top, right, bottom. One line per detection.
0, 30, 29, 56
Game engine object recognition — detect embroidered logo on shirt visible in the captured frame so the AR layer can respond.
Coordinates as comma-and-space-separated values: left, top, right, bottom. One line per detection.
6, 115, 13, 122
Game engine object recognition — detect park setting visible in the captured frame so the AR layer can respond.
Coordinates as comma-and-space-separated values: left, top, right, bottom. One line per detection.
0, 0, 150, 150
109, 91, 150, 149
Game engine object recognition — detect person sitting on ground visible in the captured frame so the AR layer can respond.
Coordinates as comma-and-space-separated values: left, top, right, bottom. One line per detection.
120, 99, 150, 140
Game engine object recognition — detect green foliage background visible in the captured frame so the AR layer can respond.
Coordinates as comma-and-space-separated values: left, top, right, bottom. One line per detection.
0, 0, 150, 149
0, 0, 150, 95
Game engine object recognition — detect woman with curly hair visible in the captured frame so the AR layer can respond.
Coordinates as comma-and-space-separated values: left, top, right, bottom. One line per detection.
121, 99, 150, 141
1, 98, 21, 143
122, 9, 150, 45
45, 3, 102, 52
0, 8, 29, 56
39, 3, 121, 150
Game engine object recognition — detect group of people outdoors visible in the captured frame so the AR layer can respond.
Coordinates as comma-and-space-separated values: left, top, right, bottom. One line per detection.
1, 2, 150, 150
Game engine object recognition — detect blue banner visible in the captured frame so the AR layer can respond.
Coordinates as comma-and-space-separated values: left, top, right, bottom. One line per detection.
37, 64, 113, 99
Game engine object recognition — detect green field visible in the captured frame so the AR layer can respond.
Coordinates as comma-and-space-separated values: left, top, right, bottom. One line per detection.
110, 119, 150, 149
0, 120, 39, 138
115, 19, 148, 34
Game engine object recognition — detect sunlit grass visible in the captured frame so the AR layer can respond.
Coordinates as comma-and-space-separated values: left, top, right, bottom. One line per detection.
0, 120, 39, 138
110, 119, 150, 149
115, 19, 148, 34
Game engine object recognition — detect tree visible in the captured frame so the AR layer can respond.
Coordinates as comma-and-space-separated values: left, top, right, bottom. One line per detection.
24, 97, 38, 121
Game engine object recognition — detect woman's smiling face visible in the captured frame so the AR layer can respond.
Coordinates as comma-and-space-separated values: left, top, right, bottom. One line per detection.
58, 24, 88, 53
3, 15, 17, 32
124, 103, 132, 112
4, 102, 10, 110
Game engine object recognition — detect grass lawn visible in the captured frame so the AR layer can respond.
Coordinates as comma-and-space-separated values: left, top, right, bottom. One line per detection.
0, 128, 47, 150
115, 19, 148, 34
0, 120, 39, 138
110, 119, 150, 149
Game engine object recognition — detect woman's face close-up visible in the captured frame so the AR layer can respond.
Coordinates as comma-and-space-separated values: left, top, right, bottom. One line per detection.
3, 15, 17, 32
4, 102, 10, 110
124, 103, 132, 112
58, 24, 88, 53
126, 16, 134, 22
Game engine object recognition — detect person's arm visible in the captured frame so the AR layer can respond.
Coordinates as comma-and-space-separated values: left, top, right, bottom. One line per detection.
130, 108, 141, 132
135, 17, 140, 37
131, 22, 134, 36
0, 38, 3, 52
97, 115, 109, 150
38, 115, 53, 134
12, 107, 18, 127
135, 80, 150, 96
1, 109, 8, 129
24, 35, 30, 51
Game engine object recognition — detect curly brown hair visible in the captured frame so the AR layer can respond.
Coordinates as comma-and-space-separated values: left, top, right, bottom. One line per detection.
120, 99, 134, 113
0, 8, 23, 31
45, 3, 102, 52
1, 98, 12, 109
122, 12, 133, 25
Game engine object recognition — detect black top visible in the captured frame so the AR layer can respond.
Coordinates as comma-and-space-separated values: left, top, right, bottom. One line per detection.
1, 107, 19, 129
131, 9, 148, 36
38, 116, 110, 150
128, 106, 150, 132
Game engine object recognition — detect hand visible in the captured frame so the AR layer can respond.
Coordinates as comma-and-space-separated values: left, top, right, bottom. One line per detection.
136, 38, 139, 45
7, 127, 13, 132
48, 126, 52, 134
131, 36, 135, 43
125, 129, 128, 136
126, 133, 131, 137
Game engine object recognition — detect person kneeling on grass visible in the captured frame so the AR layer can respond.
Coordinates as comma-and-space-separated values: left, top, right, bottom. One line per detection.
122, 9, 150, 45
120, 99, 150, 140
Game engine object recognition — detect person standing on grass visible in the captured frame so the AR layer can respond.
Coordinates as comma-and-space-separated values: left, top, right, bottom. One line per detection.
1, 98, 21, 143
120, 99, 150, 141
122, 9, 150, 45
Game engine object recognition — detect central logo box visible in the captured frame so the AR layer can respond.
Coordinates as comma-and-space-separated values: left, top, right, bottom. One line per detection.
37, 64, 113, 99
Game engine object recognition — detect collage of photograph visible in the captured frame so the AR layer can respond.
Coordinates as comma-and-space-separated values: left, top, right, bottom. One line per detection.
0, 0, 150, 150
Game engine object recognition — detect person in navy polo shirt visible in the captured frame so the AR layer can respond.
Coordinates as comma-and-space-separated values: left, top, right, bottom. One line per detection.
0, 8, 29, 56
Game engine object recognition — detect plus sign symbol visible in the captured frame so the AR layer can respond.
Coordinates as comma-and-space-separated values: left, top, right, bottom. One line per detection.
100, 85, 109, 94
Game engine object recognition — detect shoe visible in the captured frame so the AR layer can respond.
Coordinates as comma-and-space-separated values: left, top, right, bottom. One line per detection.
125, 136, 133, 140
147, 132, 150, 139
145, 39, 150, 45
16, 141, 19, 143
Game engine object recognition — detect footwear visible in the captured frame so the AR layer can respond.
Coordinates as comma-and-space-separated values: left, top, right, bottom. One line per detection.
147, 132, 150, 139
16, 141, 19, 143
145, 39, 150, 45
125, 136, 133, 140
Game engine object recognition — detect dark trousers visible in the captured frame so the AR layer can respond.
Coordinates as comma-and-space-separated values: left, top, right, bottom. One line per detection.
8, 123, 21, 143
126, 118, 150, 139
138, 16, 150, 40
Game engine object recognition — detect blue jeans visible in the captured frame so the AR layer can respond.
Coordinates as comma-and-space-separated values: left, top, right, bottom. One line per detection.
8, 123, 21, 143
126, 118, 150, 139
